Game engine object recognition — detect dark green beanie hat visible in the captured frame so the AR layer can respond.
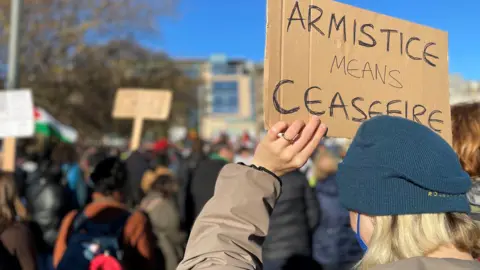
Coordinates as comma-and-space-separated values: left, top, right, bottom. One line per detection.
337, 116, 471, 215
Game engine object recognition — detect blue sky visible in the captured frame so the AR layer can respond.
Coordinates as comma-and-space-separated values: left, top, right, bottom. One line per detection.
142, 0, 479, 80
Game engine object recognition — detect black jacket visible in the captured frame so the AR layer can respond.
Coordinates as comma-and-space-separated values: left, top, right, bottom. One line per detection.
178, 152, 206, 231
188, 158, 227, 225
124, 151, 150, 207
263, 170, 320, 260
313, 174, 362, 266
25, 163, 68, 252
14, 167, 28, 198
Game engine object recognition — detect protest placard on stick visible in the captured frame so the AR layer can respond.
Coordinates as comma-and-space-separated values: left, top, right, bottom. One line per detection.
0, 90, 34, 172
113, 89, 173, 150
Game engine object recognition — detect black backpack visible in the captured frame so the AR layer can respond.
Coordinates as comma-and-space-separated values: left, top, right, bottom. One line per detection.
56, 211, 130, 270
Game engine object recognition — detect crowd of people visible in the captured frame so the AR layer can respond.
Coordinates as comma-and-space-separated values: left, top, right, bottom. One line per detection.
0, 102, 480, 270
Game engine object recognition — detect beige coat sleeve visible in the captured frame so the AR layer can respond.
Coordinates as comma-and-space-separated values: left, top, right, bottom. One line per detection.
177, 164, 282, 270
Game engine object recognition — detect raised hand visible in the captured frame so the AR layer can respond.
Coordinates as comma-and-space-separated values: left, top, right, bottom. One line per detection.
251, 116, 327, 176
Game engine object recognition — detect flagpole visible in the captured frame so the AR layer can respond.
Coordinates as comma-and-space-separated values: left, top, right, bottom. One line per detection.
3, 0, 23, 172
7, 0, 22, 89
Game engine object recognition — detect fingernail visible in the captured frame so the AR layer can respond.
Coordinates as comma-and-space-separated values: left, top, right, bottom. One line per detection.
320, 123, 327, 129
312, 116, 320, 121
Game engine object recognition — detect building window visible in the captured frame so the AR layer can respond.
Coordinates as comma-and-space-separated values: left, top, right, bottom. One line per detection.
211, 63, 238, 75
212, 81, 239, 114
181, 64, 200, 78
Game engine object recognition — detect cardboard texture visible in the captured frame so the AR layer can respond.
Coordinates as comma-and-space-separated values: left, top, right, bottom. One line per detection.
264, 0, 451, 143
112, 89, 173, 120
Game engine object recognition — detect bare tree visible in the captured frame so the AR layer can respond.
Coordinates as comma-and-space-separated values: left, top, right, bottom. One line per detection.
20, 39, 200, 139
0, 0, 176, 78
0, 0, 193, 139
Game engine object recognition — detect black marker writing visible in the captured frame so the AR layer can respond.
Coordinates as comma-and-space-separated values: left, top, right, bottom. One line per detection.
271, 80, 444, 134
287, 1, 305, 31
273, 80, 300, 114
285, 1, 440, 67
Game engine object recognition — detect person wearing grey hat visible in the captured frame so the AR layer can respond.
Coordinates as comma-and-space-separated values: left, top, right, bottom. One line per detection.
337, 116, 480, 270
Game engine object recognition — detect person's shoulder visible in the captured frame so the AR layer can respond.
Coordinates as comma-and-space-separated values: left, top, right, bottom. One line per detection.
198, 158, 220, 165
195, 159, 226, 173
1, 222, 32, 239
59, 209, 78, 227
282, 169, 304, 178
210, 159, 229, 168
42, 180, 64, 195
70, 163, 82, 173
280, 170, 307, 184
373, 257, 480, 270
126, 210, 149, 227
64, 209, 79, 219
123, 210, 152, 239
4, 222, 29, 233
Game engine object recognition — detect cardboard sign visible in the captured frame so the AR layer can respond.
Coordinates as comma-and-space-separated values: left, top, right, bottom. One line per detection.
112, 89, 173, 120
264, 0, 451, 143
112, 88, 173, 150
0, 89, 34, 172
0, 89, 34, 138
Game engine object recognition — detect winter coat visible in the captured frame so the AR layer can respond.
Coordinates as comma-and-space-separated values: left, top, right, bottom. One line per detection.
188, 158, 228, 222
125, 151, 151, 206
25, 163, 69, 252
141, 192, 186, 270
312, 174, 363, 266
262, 170, 319, 260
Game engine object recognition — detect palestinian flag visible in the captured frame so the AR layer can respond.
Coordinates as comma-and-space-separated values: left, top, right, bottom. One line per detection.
34, 107, 78, 143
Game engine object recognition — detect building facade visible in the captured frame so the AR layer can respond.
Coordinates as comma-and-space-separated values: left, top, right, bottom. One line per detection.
176, 54, 261, 140
449, 74, 480, 105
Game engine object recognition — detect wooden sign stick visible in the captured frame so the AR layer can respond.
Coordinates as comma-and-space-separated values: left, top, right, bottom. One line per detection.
2, 137, 16, 172
130, 117, 144, 151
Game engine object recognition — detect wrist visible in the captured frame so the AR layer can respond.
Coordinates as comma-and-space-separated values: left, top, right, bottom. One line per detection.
250, 160, 278, 176
242, 162, 282, 186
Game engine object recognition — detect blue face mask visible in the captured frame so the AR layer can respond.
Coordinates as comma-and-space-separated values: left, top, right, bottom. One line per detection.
355, 214, 368, 252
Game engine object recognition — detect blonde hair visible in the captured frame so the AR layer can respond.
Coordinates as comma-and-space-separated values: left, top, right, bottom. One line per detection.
0, 174, 22, 232
451, 103, 480, 178
357, 213, 480, 269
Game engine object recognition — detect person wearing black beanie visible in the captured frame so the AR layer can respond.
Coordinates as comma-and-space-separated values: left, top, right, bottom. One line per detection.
336, 116, 480, 270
